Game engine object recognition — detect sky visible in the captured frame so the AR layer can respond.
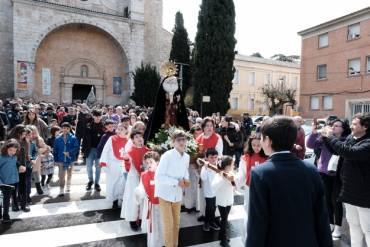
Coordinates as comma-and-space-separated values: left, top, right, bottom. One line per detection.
162, 0, 370, 58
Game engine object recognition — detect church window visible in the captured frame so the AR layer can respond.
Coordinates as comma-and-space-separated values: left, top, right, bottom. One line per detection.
81, 65, 89, 77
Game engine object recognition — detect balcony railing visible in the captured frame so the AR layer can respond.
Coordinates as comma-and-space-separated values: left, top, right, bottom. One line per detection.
29, 0, 130, 18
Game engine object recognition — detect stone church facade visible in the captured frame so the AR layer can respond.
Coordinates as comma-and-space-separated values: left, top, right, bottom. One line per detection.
0, 0, 172, 104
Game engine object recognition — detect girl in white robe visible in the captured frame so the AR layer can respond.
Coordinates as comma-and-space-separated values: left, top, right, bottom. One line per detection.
100, 124, 128, 208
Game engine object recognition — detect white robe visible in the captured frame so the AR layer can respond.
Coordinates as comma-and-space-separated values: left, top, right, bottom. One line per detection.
135, 181, 164, 247
236, 158, 249, 243
120, 163, 140, 220
183, 164, 199, 209
100, 137, 126, 203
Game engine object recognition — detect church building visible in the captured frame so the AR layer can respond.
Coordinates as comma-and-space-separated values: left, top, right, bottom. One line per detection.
0, 0, 172, 104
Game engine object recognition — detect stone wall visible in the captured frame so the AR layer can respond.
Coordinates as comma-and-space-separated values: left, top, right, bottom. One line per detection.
12, 0, 146, 103
0, 0, 14, 98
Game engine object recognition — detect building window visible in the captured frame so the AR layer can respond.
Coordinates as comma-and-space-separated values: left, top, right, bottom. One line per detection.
318, 33, 328, 48
310, 96, 319, 110
367, 56, 370, 73
291, 76, 298, 89
248, 97, 255, 111
265, 73, 272, 84
323, 96, 333, 110
233, 69, 239, 83
231, 97, 238, 110
347, 23, 360, 40
81, 65, 88, 78
348, 58, 361, 76
249, 72, 256, 86
317, 64, 327, 80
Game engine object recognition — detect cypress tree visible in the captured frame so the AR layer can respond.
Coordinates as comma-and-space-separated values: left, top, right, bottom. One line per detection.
130, 62, 160, 107
169, 11, 191, 94
192, 0, 236, 116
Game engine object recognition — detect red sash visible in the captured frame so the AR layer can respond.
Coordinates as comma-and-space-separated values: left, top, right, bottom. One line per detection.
196, 132, 219, 150
243, 153, 268, 185
141, 171, 159, 204
125, 146, 150, 173
111, 135, 128, 160
142, 171, 158, 233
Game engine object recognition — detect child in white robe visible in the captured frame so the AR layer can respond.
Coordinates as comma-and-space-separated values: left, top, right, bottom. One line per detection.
100, 123, 128, 208
135, 151, 164, 247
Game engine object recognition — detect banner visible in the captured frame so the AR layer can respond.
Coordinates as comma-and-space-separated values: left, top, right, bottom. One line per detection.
16, 61, 29, 90
42, 68, 51, 95
113, 77, 122, 95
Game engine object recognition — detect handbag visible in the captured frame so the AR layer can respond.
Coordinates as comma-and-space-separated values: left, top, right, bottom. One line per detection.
327, 155, 339, 172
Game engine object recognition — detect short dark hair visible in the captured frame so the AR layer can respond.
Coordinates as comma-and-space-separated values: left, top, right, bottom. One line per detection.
1, 138, 20, 156
130, 129, 143, 139
205, 148, 218, 157
261, 116, 297, 152
353, 113, 370, 134
143, 151, 160, 162
92, 109, 102, 116
217, 155, 233, 170
61, 122, 72, 129
121, 115, 130, 122
104, 119, 115, 126
201, 117, 215, 130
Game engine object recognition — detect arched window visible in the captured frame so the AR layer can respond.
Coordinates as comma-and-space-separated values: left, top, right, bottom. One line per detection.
81, 65, 88, 78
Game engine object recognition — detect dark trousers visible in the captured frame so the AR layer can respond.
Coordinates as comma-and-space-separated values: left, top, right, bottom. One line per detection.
41, 174, 53, 186
320, 173, 343, 226
205, 197, 216, 225
218, 205, 231, 241
234, 149, 243, 168
1, 184, 17, 217
18, 172, 28, 207
26, 167, 32, 198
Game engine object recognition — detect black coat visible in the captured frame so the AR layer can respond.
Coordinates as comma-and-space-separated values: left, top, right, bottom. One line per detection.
144, 77, 189, 142
81, 121, 105, 158
246, 153, 332, 247
219, 125, 242, 156
323, 134, 370, 208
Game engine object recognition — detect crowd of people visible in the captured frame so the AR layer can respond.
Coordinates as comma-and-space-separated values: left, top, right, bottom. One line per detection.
0, 97, 369, 247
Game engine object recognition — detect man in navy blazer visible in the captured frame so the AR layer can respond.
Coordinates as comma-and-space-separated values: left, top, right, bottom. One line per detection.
246, 116, 333, 247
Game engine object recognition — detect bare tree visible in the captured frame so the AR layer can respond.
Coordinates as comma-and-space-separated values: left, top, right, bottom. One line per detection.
261, 81, 296, 115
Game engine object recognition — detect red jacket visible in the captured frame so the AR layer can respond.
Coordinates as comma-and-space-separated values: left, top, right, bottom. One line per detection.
243, 153, 268, 186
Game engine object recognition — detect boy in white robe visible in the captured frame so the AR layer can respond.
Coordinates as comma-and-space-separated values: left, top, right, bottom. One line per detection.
135, 151, 164, 247
100, 123, 129, 208
121, 130, 149, 230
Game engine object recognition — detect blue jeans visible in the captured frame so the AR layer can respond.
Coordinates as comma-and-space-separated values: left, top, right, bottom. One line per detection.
86, 148, 101, 184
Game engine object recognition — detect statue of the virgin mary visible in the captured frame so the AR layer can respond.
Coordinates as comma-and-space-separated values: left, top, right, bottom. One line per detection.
144, 61, 190, 142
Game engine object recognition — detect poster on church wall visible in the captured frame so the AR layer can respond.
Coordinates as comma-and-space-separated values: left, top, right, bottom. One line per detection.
16, 61, 29, 90
42, 68, 51, 95
113, 77, 122, 95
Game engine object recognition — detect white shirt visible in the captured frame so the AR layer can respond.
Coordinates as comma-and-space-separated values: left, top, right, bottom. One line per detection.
211, 173, 234, 207
269, 150, 291, 158
154, 148, 190, 202
200, 166, 217, 198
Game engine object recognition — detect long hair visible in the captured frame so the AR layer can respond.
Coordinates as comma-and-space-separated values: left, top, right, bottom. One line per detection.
23, 109, 40, 125
7, 124, 26, 140
1, 138, 20, 156
245, 135, 267, 157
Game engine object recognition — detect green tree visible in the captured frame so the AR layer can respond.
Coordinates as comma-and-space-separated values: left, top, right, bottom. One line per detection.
130, 63, 160, 107
192, 0, 236, 116
271, 54, 300, 63
169, 11, 191, 94
251, 52, 263, 58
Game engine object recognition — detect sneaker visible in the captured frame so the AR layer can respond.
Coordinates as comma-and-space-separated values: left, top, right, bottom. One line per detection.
112, 200, 119, 209
202, 223, 210, 232
58, 188, 64, 197
197, 215, 205, 222
86, 181, 93, 191
2, 214, 11, 224
332, 225, 342, 238
220, 240, 230, 247
129, 221, 140, 231
21, 206, 30, 213
12, 204, 20, 212
209, 222, 221, 231
94, 184, 101, 192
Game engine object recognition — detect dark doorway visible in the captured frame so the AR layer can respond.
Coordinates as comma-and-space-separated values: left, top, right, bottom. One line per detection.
72, 84, 95, 103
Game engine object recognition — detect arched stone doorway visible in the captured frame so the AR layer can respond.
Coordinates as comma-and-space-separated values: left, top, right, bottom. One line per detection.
34, 23, 128, 104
